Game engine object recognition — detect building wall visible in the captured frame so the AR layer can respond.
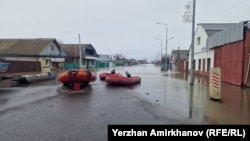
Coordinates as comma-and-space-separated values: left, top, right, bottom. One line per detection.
242, 30, 250, 86
189, 25, 207, 71
109, 62, 114, 67
194, 26, 208, 54
179, 60, 185, 72
203, 49, 214, 75
188, 25, 213, 77
39, 57, 51, 74
214, 41, 244, 86
82, 59, 96, 68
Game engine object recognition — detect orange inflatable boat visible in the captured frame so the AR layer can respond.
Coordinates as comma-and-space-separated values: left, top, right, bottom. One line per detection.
58, 69, 96, 86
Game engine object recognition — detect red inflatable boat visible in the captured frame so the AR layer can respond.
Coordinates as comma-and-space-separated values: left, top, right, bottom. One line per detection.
99, 69, 117, 80
105, 74, 141, 85
99, 72, 110, 80
99, 72, 121, 80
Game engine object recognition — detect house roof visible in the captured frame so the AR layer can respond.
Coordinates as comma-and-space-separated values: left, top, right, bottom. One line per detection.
171, 50, 189, 60
97, 54, 114, 61
61, 44, 98, 58
207, 21, 247, 49
61, 44, 83, 57
199, 23, 236, 36
0, 38, 60, 56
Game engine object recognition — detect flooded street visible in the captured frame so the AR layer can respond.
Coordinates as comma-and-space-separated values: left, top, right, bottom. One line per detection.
96, 64, 250, 124
167, 71, 250, 124
0, 64, 250, 140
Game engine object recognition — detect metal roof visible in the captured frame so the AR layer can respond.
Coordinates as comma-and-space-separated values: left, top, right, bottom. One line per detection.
0, 38, 65, 57
171, 50, 189, 60
207, 21, 246, 49
0, 38, 52, 55
97, 54, 114, 61
199, 23, 236, 36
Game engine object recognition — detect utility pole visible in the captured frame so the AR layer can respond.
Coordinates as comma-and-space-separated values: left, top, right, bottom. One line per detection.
79, 34, 82, 69
183, 0, 196, 85
165, 25, 168, 71
178, 46, 180, 71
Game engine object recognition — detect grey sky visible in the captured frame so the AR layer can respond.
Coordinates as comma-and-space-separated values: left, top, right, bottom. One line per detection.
0, 0, 249, 61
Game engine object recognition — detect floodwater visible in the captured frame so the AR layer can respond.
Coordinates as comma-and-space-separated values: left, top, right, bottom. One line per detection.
1, 63, 250, 125
96, 64, 250, 124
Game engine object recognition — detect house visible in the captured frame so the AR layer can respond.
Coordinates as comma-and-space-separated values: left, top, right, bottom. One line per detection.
188, 22, 236, 77
171, 49, 189, 71
0, 38, 66, 75
96, 54, 115, 68
207, 21, 250, 86
61, 44, 98, 70
188, 20, 250, 86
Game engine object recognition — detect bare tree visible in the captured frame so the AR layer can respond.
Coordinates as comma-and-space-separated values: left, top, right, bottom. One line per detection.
113, 53, 126, 60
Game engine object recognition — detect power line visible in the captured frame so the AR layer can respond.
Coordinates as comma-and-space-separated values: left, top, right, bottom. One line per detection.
206, 0, 247, 22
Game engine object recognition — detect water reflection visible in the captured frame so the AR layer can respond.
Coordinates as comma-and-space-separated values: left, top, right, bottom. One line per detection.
169, 71, 250, 124
105, 83, 141, 90
203, 83, 250, 124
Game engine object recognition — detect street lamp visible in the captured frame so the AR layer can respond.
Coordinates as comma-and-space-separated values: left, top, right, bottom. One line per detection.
156, 22, 170, 71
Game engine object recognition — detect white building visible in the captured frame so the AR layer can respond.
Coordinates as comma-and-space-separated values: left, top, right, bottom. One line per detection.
188, 23, 235, 76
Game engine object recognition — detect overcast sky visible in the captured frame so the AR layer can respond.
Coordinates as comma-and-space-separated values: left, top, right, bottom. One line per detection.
0, 0, 249, 61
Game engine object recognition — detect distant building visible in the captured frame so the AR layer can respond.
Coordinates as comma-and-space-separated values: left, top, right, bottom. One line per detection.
96, 54, 115, 68
171, 49, 189, 71
61, 44, 98, 70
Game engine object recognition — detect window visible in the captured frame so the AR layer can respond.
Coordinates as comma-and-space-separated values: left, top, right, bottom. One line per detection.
207, 58, 211, 72
44, 59, 51, 67
197, 37, 201, 45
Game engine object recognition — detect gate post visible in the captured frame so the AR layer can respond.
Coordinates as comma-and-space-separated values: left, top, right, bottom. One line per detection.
209, 68, 221, 101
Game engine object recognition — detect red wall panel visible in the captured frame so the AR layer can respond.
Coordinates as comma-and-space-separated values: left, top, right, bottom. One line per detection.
243, 31, 250, 86
214, 41, 244, 86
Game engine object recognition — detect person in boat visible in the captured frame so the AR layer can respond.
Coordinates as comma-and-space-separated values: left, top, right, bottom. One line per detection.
125, 71, 131, 78
111, 69, 116, 74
